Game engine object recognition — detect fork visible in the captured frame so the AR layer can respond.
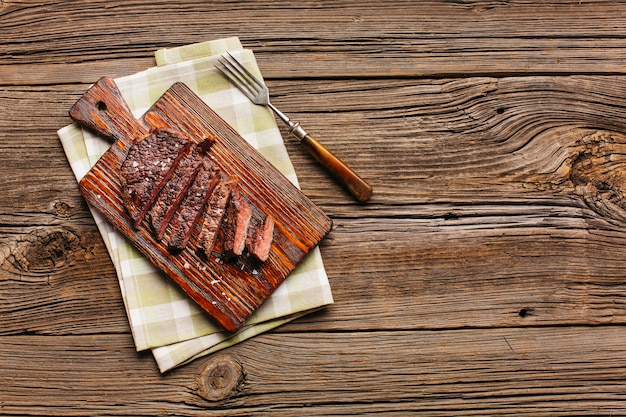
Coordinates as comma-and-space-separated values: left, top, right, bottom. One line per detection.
216, 52, 372, 202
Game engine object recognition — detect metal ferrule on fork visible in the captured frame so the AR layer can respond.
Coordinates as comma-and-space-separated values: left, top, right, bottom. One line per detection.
267, 103, 307, 141
267, 103, 307, 142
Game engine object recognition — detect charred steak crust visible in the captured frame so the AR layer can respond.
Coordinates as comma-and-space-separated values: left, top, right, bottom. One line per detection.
199, 177, 238, 257
148, 144, 203, 240
222, 188, 253, 259
120, 128, 190, 228
197, 136, 216, 154
119, 127, 276, 264
167, 159, 220, 252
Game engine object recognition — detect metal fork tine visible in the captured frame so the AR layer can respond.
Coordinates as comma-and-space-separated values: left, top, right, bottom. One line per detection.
224, 52, 264, 92
218, 54, 262, 99
216, 64, 254, 100
217, 63, 257, 100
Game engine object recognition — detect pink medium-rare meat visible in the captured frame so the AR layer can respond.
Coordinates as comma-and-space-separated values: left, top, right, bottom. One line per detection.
222, 188, 253, 259
166, 160, 219, 252
120, 128, 190, 228
147, 144, 203, 240
249, 214, 275, 262
198, 177, 238, 257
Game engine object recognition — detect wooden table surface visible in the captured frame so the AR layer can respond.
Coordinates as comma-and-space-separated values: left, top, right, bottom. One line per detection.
4, 1, 626, 415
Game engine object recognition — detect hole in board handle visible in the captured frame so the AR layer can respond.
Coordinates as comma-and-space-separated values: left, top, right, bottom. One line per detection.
96, 101, 107, 112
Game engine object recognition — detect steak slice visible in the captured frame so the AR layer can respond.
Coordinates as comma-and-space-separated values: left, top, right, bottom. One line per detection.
198, 177, 238, 257
167, 160, 219, 252
120, 128, 190, 228
248, 214, 275, 262
222, 188, 253, 259
147, 145, 203, 240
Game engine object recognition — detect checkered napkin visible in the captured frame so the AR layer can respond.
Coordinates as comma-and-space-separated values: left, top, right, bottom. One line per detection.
57, 37, 333, 373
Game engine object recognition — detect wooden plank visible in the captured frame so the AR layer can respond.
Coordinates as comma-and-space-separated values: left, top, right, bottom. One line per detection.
3, 212, 626, 334
2, 327, 626, 415
4, 1, 626, 83
271, 76, 626, 207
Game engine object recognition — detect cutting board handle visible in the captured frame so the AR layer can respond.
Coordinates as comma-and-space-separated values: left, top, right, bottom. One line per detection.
69, 76, 149, 142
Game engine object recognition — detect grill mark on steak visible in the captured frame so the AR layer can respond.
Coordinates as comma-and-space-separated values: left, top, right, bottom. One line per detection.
222, 188, 253, 259
147, 144, 203, 240
199, 177, 238, 258
167, 159, 219, 252
248, 214, 275, 262
120, 128, 190, 229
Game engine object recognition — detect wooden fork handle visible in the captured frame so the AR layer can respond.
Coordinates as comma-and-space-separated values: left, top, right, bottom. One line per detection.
300, 134, 373, 202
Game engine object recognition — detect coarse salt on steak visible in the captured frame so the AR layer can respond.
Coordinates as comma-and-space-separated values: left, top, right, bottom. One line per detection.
120, 128, 190, 228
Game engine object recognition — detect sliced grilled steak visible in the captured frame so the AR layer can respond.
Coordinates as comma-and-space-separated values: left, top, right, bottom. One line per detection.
198, 177, 238, 257
120, 128, 190, 228
222, 188, 253, 259
248, 214, 275, 262
167, 160, 219, 252
147, 144, 203, 240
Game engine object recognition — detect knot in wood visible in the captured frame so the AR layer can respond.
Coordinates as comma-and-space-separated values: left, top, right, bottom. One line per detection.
197, 356, 244, 402
53, 201, 73, 217
570, 131, 626, 222
3, 227, 83, 279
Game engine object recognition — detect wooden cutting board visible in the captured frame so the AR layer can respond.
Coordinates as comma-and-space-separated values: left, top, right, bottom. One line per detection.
70, 77, 332, 332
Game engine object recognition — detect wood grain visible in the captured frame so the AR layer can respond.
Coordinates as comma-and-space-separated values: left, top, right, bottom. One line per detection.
4, 0, 626, 414
2, 328, 626, 415
3, 1, 626, 84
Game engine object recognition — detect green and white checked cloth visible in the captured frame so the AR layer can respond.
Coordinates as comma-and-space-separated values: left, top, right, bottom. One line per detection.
57, 37, 333, 373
